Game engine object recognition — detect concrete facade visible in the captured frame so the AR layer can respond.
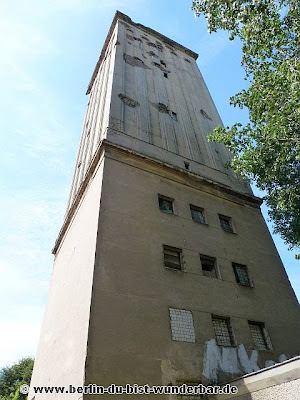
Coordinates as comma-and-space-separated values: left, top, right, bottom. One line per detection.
29, 12, 300, 400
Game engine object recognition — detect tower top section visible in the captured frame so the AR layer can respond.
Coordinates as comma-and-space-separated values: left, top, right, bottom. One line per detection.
86, 11, 198, 94
64, 11, 256, 237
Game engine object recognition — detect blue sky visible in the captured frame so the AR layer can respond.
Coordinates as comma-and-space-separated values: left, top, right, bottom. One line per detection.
0, 0, 299, 368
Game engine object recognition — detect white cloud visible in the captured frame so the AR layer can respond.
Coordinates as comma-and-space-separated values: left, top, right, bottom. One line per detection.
0, 316, 43, 367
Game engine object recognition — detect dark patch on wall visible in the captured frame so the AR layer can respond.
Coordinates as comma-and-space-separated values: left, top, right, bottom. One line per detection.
118, 93, 140, 108
147, 41, 163, 51
151, 102, 169, 114
147, 51, 158, 58
200, 109, 212, 121
153, 62, 169, 73
126, 34, 142, 42
123, 54, 150, 69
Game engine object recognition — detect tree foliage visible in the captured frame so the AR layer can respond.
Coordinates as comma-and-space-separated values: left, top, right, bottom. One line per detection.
192, 0, 300, 251
0, 358, 34, 400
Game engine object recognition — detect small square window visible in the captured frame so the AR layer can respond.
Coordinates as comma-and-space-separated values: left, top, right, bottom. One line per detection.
233, 263, 252, 286
170, 111, 178, 121
164, 72, 168, 78
163, 246, 182, 270
200, 255, 218, 279
212, 316, 234, 347
158, 195, 173, 214
249, 321, 271, 350
190, 205, 205, 224
219, 214, 234, 233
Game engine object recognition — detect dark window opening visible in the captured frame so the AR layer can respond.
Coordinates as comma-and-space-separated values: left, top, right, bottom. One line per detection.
170, 111, 177, 121
158, 195, 174, 214
184, 162, 190, 170
200, 255, 218, 279
190, 205, 205, 224
184, 58, 191, 63
163, 246, 182, 270
212, 316, 234, 347
249, 321, 270, 350
160, 60, 166, 67
233, 263, 252, 287
219, 214, 234, 233
164, 72, 168, 78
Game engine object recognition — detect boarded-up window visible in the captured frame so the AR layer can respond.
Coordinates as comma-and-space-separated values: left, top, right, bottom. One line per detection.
164, 246, 182, 270
169, 308, 195, 342
212, 316, 234, 347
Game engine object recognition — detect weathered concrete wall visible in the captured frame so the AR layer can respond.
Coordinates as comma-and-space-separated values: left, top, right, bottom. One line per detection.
83, 150, 300, 399
32, 13, 299, 400
67, 14, 252, 216
67, 25, 117, 211
28, 157, 105, 400
107, 19, 251, 196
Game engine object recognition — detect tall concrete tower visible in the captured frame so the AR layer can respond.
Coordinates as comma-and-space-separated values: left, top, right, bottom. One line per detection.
29, 11, 300, 399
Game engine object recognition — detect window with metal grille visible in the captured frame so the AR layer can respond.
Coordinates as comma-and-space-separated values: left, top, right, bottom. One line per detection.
164, 246, 182, 270
158, 195, 173, 214
200, 255, 218, 279
190, 205, 205, 224
218, 214, 234, 233
212, 316, 234, 347
249, 322, 270, 350
233, 263, 252, 286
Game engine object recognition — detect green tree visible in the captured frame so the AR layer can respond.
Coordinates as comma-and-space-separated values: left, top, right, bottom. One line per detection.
191, 0, 300, 252
0, 358, 34, 400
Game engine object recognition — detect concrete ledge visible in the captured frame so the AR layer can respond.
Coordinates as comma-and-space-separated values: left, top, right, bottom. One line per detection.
213, 356, 300, 399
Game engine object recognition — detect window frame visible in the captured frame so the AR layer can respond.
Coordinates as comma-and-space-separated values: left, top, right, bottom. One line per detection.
169, 308, 195, 343
158, 194, 174, 214
190, 205, 206, 225
200, 254, 220, 279
163, 245, 183, 271
212, 316, 235, 347
232, 263, 253, 287
218, 214, 235, 233
248, 321, 271, 350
